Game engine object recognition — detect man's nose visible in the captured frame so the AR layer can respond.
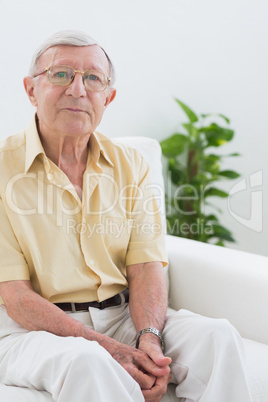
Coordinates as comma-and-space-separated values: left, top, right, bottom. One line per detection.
65, 73, 87, 98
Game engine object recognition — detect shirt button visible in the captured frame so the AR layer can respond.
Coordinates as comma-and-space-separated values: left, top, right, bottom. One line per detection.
47, 173, 54, 181
89, 259, 95, 265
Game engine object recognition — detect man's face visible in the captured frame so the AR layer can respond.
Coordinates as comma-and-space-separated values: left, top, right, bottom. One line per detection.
24, 45, 116, 140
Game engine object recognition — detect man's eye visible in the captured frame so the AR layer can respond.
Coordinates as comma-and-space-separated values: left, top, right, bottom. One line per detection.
86, 74, 99, 81
55, 72, 67, 78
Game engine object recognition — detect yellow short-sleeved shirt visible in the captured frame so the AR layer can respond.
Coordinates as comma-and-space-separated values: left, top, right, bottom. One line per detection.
0, 116, 168, 304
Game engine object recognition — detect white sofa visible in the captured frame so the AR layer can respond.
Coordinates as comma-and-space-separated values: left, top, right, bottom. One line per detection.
0, 136, 268, 401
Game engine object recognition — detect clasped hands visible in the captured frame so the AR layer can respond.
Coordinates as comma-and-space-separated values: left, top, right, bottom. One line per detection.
109, 333, 172, 401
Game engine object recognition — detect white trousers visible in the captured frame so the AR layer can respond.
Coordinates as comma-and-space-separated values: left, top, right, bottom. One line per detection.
0, 304, 252, 402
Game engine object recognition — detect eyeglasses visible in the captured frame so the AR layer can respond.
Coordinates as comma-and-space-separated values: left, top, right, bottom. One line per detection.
33, 65, 111, 92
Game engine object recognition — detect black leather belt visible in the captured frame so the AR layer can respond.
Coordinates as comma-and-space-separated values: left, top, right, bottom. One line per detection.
55, 289, 129, 312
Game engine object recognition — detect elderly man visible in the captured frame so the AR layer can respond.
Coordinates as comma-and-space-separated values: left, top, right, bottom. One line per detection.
0, 30, 252, 402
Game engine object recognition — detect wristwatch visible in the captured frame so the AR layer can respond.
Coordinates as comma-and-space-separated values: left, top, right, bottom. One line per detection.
136, 327, 165, 352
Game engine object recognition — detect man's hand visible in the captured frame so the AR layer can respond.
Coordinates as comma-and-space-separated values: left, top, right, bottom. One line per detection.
99, 336, 169, 392
138, 334, 172, 401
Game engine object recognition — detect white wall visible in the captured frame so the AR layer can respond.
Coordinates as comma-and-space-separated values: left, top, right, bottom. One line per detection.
0, 0, 267, 256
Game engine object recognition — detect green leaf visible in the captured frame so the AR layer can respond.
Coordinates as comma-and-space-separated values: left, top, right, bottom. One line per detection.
218, 114, 231, 124
225, 152, 241, 157
169, 163, 186, 184
175, 99, 198, 123
160, 134, 189, 157
218, 170, 240, 179
205, 214, 219, 222
212, 223, 232, 235
200, 123, 234, 147
205, 201, 223, 214
182, 123, 199, 140
203, 154, 221, 174
215, 240, 225, 247
209, 223, 236, 242
205, 154, 221, 161
201, 113, 230, 124
205, 187, 229, 198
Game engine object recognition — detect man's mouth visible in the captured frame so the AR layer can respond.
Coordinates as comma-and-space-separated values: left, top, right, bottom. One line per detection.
64, 108, 85, 113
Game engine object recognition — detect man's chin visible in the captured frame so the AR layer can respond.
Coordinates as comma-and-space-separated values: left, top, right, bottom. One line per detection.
59, 119, 94, 137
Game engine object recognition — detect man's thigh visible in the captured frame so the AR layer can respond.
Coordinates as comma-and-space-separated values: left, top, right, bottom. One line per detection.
0, 324, 101, 387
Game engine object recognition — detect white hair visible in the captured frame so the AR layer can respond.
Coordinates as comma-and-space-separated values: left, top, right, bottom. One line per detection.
28, 30, 115, 85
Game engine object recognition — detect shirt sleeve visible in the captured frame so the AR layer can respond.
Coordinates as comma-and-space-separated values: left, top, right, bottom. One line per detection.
0, 197, 30, 283
125, 156, 168, 267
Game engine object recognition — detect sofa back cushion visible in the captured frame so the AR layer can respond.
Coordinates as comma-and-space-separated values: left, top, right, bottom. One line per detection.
112, 136, 166, 228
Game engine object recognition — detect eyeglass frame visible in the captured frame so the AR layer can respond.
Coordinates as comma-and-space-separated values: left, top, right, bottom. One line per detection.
33, 65, 111, 92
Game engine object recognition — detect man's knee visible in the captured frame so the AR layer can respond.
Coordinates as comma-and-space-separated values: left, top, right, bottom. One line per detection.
165, 309, 242, 354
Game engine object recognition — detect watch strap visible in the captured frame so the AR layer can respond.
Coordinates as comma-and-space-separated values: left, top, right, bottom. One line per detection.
136, 327, 165, 351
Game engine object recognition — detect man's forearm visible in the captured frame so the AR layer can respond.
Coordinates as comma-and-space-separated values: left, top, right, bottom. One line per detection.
0, 280, 115, 346
127, 261, 168, 335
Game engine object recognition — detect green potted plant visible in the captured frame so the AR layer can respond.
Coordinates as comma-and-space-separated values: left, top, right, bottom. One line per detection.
160, 99, 240, 246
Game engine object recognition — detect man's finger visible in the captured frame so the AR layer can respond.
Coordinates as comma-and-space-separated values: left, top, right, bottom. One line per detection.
138, 339, 172, 369
127, 366, 156, 390
142, 372, 171, 401
134, 351, 169, 378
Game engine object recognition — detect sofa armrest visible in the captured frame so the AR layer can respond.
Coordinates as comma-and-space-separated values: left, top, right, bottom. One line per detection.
165, 234, 268, 345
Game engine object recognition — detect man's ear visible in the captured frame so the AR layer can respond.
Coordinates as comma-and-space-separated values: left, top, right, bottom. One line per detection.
23, 77, 38, 107
104, 88, 117, 108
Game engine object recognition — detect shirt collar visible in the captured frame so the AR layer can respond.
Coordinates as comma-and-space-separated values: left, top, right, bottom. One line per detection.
24, 115, 114, 173
25, 115, 48, 173
88, 132, 114, 168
